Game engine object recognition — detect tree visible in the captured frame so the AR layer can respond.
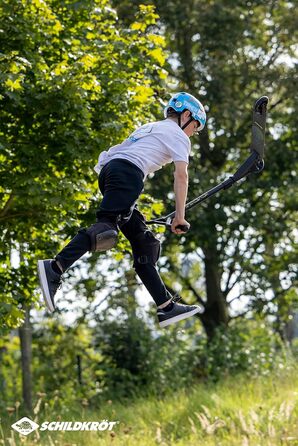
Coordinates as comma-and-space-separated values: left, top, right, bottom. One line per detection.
0, 0, 166, 333
19, 307, 32, 412
112, 0, 298, 338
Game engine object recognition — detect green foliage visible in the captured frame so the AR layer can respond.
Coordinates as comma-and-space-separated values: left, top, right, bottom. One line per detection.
0, 335, 22, 409
32, 320, 104, 404
1, 0, 297, 425
0, 0, 166, 332
1, 362, 297, 445
0, 320, 105, 410
113, 0, 298, 336
87, 281, 197, 401
93, 314, 197, 400
0, 298, 295, 420
193, 318, 291, 381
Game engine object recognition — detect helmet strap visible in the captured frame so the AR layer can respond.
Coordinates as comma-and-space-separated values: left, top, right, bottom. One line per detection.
178, 113, 182, 128
181, 116, 194, 130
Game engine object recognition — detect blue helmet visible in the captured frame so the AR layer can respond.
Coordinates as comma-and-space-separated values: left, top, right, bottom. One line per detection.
164, 92, 206, 131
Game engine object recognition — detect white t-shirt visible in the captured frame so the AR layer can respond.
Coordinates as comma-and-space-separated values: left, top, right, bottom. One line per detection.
94, 119, 191, 179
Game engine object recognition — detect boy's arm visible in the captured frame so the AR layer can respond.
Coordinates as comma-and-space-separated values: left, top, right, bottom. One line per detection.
172, 161, 190, 234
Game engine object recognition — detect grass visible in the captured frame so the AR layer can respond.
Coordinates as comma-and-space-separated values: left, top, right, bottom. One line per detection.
1, 365, 298, 446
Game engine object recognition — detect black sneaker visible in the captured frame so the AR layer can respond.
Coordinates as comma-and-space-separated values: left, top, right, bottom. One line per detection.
37, 259, 62, 313
157, 297, 203, 328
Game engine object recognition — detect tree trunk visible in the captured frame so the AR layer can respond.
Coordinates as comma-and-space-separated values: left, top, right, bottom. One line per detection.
200, 246, 229, 339
19, 307, 32, 413
0, 345, 6, 397
264, 241, 288, 341
77, 355, 82, 385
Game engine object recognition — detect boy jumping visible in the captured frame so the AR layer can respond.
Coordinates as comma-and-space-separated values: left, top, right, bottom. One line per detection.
38, 92, 206, 328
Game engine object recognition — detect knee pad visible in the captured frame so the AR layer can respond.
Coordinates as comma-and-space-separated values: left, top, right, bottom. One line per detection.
131, 230, 161, 266
86, 222, 118, 252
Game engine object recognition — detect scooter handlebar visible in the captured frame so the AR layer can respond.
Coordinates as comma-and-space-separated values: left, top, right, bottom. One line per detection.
174, 224, 190, 233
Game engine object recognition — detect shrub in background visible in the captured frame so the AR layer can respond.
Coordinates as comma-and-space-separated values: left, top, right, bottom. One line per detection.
193, 317, 292, 381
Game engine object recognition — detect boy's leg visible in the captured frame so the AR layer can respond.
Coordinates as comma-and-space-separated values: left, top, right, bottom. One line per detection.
54, 159, 144, 272
38, 159, 144, 312
120, 208, 203, 326
38, 224, 115, 313
54, 220, 118, 273
119, 207, 169, 307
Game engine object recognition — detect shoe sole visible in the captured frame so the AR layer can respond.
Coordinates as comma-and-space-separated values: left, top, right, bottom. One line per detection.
37, 260, 55, 313
95, 230, 118, 251
159, 307, 202, 328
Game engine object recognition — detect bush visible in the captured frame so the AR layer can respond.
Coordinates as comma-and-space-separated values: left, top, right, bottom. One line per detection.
193, 318, 292, 381
92, 312, 197, 401
0, 314, 294, 413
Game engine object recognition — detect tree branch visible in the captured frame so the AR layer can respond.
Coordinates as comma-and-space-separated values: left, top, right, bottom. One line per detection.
165, 260, 206, 307
229, 308, 251, 320
225, 270, 243, 298
182, 279, 206, 307
0, 193, 15, 218
269, 97, 284, 111
223, 238, 241, 296
227, 295, 242, 305
92, 295, 109, 312
195, 248, 204, 261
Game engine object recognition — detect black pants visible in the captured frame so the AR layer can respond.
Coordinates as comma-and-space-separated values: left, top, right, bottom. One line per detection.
56, 159, 169, 307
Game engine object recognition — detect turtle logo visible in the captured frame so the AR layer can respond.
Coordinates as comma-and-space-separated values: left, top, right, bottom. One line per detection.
11, 417, 39, 436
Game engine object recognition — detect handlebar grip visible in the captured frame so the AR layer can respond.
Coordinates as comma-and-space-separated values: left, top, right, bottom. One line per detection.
175, 224, 190, 232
